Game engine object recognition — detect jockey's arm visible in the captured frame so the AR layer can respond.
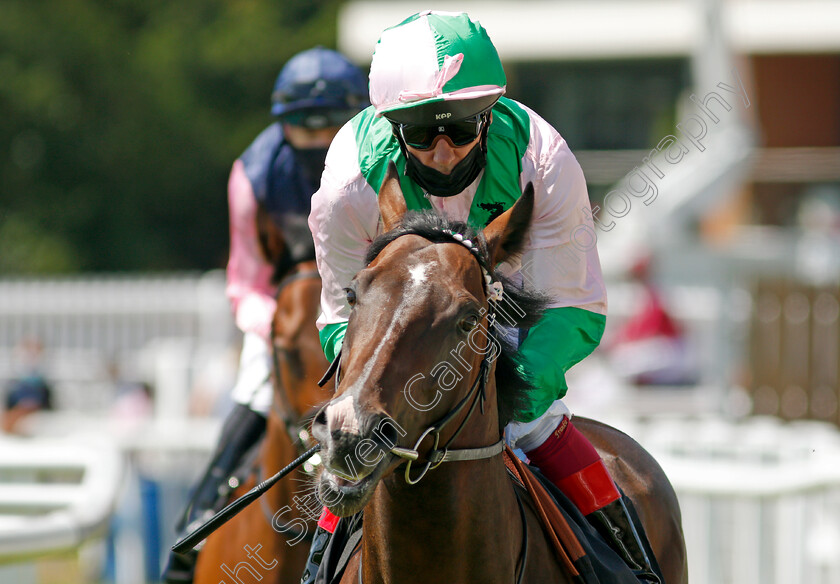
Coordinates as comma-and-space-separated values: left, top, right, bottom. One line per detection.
309, 124, 381, 362
507, 108, 607, 423
226, 159, 278, 342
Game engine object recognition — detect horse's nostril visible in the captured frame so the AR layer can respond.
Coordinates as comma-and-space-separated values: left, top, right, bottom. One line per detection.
313, 408, 327, 428
375, 417, 401, 449
311, 407, 329, 444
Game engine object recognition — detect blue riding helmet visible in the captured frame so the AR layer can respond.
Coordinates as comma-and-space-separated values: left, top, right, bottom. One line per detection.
270, 47, 369, 128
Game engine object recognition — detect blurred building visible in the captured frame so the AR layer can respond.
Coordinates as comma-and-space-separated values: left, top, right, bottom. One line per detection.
338, 0, 839, 251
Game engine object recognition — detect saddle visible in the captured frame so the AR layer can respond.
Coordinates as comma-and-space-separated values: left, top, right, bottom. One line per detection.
502, 448, 661, 583
314, 450, 662, 584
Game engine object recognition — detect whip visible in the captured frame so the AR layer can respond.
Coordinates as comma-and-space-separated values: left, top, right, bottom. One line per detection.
171, 444, 321, 554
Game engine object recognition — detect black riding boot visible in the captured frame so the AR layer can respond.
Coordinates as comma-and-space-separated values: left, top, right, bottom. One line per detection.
161, 404, 267, 584
587, 498, 662, 584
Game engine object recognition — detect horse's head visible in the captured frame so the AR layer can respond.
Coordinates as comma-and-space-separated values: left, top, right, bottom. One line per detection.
312, 163, 544, 516
269, 261, 332, 454
260, 199, 327, 447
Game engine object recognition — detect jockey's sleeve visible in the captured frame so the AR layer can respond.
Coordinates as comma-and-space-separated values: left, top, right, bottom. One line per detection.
225, 159, 277, 341
319, 322, 348, 364
309, 123, 381, 361
508, 105, 607, 423
515, 307, 606, 422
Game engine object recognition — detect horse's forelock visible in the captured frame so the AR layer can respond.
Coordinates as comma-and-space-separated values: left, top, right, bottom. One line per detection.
365, 211, 486, 266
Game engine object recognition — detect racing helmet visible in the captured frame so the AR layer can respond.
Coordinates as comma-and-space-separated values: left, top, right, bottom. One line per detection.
271, 47, 369, 128
369, 11, 506, 125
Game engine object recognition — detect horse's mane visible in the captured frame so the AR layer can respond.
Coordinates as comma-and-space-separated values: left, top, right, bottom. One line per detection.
365, 210, 550, 427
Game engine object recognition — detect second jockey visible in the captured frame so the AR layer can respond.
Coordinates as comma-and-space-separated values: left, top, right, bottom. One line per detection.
162, 46, 368, 584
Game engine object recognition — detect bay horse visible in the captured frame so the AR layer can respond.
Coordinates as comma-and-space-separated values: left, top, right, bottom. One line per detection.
310, 165, 688, 583
193, 207, 334, 584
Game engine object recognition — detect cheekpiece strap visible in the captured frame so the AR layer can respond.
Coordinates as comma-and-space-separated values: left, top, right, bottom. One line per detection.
439, 229, 503, 302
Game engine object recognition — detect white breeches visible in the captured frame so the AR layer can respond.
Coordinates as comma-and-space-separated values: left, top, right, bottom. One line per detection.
230, 332, 273, 416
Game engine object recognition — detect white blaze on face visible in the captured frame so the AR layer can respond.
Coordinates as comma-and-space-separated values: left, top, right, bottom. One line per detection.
325, 393, 360, 435
350, 260, 437, 393
409, 263, 428, 286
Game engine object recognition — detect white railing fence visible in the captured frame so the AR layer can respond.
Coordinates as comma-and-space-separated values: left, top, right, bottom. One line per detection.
1, 272, 236, 581
0, 271, 236, 417
615, 414, 840, 584
0, 434, 124, 561
0, 416, 221, 583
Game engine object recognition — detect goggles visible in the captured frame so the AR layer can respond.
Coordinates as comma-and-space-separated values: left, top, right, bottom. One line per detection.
393, 112, 488, 151
281, 108, 359, 129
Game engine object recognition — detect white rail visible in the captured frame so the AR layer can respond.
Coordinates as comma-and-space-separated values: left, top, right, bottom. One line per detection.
0, 435, 124, 562
614, 415, 840, 584
0, 271, 236, 416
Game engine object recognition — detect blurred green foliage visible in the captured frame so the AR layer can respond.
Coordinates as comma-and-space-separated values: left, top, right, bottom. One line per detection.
0, 0, 345, 273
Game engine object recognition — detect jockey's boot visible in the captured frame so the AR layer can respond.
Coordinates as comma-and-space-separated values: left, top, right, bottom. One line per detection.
524, 417, 661, 584
587, 497, 661, 584
300, 507, 340, 584
161, 404, 267, 584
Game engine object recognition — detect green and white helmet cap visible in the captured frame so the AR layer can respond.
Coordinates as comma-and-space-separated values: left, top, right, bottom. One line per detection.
370, 11, 506, 124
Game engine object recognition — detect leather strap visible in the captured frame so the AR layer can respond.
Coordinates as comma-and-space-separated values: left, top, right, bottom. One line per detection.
438, 439, 505, 463
504, 447, 585, 577
334, 525, 363, 581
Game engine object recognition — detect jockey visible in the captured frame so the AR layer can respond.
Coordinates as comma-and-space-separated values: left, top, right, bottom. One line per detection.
304, 12, 660, 584
162, 47, 368, 584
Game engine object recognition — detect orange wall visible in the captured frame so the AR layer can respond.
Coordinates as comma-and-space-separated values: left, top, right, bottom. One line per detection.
751, 55, 840, 147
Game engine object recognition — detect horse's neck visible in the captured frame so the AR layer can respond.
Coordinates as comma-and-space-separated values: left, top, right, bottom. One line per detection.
360, 444, 521, 583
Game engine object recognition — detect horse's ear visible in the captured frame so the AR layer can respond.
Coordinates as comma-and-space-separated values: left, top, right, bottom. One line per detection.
483, 183, 534, 265
378, 161, 407, 232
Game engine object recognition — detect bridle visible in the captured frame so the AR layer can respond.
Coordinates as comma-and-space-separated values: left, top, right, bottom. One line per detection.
389, 228, 507, 483
319, 227, 507, 485
331, 227, 529, 583
269, 265, 322, 456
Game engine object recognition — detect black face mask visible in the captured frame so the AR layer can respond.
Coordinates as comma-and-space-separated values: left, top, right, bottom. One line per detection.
291, 146, 329, 187
402, 135, 487, 198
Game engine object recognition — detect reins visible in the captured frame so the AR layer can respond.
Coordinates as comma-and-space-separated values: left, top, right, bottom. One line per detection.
390, 354, 504, 485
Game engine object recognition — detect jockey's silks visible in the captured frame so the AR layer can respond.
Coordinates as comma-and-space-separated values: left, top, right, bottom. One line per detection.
352, 97, 530, 230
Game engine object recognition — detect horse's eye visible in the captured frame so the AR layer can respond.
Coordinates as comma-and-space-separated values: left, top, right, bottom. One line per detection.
459, 314, 479, 333
344, 288, 357, 307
